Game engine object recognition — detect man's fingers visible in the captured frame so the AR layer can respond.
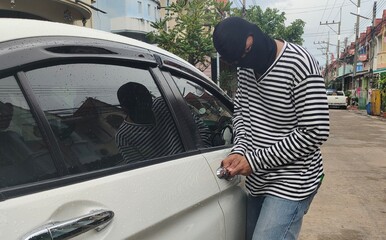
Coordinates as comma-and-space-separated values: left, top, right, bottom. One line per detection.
228, 157, 240, 169
222, 154, 238, 168
227, 157, 253, 177
221, 158, 232, 168
221, 154, 252, 177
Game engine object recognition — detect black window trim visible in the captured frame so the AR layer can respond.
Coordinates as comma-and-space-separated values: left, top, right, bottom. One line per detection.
150, 67, 202, 151
160, 69, 235, 152
16, 71, 68, 176
0, 36, 157, 76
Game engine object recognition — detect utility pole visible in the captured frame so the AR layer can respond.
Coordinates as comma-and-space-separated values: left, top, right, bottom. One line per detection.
351, 0, 361, 94
326, 33, 330, 84
343, 37, 348, 91
369, 1, 377, 88
350, 0, 371, 98
320, 9, 342, 80
316, 37, 330, 84
338, 7, 342, 68
242, 0, 246, 18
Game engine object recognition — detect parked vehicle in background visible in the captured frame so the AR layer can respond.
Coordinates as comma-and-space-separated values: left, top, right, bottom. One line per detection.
0, 18, 246, 240
327, 89, 348, 109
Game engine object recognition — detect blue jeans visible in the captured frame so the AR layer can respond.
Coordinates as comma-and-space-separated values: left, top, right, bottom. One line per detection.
246, 192, 317, 240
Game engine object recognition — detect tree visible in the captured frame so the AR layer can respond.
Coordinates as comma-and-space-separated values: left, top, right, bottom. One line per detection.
147, 0, 230, 71
379, 72, 386, 112
218, 68, 237, 98
231, 6, 305, 45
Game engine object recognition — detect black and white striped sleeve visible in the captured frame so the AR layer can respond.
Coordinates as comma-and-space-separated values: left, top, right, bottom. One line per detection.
230, 69, 248, 156
246, 75, 330, 171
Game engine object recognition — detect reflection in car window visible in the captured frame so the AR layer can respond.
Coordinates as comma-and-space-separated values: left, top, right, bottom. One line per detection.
26, 64, 184, 173
116, 82, 184, 163
171, 76, 233, 147
0, 76, 57, 189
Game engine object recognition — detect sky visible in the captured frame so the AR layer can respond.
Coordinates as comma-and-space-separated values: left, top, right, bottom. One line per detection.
230, 0, 382, 67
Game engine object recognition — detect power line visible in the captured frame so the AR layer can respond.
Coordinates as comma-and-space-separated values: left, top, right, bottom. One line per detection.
326, 0, 339, 20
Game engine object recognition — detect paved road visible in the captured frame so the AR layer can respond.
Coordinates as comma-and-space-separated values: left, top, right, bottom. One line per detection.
299, 109, 386, 240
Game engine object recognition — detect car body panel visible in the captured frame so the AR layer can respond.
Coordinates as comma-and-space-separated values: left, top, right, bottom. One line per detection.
0, 155, 225, 239
202, 149, 247, 240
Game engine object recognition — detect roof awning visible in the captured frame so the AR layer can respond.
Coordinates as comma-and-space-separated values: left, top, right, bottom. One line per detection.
50, 0, 92, 20
354, 70, 368, 78
373, 68, 386, 74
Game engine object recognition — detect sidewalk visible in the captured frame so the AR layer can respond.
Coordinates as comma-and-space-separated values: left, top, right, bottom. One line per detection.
346, 106, 386, 122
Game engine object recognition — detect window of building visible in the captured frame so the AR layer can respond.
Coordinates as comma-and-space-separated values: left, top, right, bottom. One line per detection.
138, 1, 142, 14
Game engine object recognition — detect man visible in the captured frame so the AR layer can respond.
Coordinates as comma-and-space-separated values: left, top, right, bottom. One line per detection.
115, 82, 184, 163
212, 17, 330, 240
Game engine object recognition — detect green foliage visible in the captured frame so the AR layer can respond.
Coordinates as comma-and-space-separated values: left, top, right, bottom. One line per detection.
231, 6, 305, 45
218, 69, 237, 97
147, 0, 231, 71
380, 72, 386, 90
380, 73, 386, 111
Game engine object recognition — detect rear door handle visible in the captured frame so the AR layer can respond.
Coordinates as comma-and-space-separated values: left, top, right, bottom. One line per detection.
216, 167, 234, 181
22, 209, 114, 240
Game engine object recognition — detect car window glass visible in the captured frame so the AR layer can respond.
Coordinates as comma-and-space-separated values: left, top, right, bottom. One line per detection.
0, 76, 57, 189
26, 63, 184, 173
171, 75, 233, 147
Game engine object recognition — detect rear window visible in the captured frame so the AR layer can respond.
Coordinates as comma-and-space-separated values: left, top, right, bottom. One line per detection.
326, 90, 343, 96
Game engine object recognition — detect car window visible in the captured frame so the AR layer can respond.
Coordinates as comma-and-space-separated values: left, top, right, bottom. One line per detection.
26, 63, 184, 173
0, 76, 57, 188
170, 75, 233, 148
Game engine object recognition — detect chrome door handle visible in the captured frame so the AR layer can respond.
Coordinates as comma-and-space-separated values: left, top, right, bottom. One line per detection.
216, 167, 233, 181
22, 209, 114, 240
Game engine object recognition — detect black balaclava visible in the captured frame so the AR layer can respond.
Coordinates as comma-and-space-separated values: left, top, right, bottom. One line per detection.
117, 82, 155, 124
213, 17, 277, 76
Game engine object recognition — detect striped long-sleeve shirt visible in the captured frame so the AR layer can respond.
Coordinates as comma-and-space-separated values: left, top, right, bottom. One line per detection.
115, 97, 184, 164
231, 41, 330, 201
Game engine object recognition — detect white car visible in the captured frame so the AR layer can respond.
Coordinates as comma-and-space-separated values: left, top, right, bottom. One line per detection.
326, 89, 348, 109
0, 18, 246, 240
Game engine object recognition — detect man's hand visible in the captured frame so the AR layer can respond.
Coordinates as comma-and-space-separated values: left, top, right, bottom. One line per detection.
222, 154, 252, 176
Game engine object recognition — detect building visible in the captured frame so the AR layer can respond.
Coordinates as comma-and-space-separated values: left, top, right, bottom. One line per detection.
0, 0, 93, 27
92, 0, 160, 42
328, 8, 386, 113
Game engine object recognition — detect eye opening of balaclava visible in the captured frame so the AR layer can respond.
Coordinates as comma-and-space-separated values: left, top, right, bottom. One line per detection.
213, 17, 277, 75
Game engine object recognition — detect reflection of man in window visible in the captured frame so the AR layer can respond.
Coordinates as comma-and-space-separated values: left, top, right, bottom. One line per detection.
0, 101, 13, 132
115, 82, 184, 164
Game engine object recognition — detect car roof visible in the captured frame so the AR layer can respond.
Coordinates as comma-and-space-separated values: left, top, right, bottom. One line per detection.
0, 18, 208, 79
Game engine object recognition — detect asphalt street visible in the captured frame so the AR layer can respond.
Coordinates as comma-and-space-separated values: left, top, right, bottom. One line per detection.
299, 109, 386, 240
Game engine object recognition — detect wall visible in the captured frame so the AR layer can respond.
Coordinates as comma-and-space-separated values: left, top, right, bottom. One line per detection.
92, 0, 159, 40
0, 0, 92, 27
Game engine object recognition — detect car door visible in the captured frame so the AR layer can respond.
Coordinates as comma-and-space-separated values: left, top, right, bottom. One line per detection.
161, 69, 247, 240
0, 53, 225, 239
